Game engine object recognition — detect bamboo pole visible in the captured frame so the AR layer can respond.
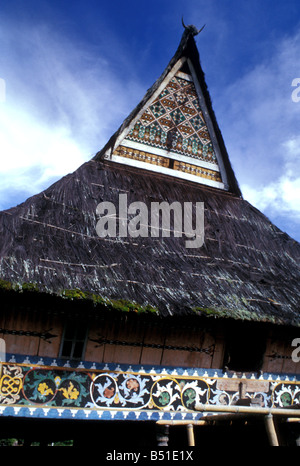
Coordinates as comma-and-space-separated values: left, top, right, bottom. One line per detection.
156, 420, 206, 426
264, 414, 279, 446
195, 403, 300, 417
186, 424, 195, 446
157, 405, 300, 446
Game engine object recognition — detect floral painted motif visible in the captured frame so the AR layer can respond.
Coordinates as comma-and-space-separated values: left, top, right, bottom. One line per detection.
0, 361, 299, 419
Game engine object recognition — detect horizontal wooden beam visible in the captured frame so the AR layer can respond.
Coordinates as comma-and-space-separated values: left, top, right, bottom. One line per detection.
195, 403, 300, 417
156, 420, 206, 426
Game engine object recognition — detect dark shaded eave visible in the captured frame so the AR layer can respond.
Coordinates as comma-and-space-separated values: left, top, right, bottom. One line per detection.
93, 29, 242, 197
0, 278, 299, 332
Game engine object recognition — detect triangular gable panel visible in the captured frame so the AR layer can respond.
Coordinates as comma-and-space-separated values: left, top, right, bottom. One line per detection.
104, 58, 228, 190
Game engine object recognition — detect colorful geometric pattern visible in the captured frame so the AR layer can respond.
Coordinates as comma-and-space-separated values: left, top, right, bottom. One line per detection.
113, 145, 222, 183
114, 145, 169, 168
0, 355, 299, 422
125, 74, 218, 165
173, 159, 222, 182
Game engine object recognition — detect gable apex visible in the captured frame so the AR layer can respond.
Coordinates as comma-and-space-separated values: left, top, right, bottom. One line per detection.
95, 30, 242, 196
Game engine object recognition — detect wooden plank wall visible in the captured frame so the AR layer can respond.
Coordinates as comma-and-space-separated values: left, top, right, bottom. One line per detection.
262, 328, 300, 374
0, 308, 62, 359
0, 308, 299, 374
84, 315, 224, 369
0, 309, 224, 369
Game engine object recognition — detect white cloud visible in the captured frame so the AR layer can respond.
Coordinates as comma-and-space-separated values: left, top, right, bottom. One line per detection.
0, 103, 86, 200
0, 19, 144, 209
214, 30, 300, 237
1, 13, 300, 243
242, 137, 300, 220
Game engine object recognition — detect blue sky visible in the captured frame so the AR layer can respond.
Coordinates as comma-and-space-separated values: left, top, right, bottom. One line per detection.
1, 0, 300, 241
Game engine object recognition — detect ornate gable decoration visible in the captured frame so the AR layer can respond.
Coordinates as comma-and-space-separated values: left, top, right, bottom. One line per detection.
104, 58, 226, 190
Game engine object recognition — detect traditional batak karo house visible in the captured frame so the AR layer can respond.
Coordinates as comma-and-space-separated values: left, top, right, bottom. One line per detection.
0, 24, 300, 447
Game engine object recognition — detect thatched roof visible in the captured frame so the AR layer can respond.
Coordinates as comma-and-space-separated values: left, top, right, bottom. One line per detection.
0, 29, 299, 327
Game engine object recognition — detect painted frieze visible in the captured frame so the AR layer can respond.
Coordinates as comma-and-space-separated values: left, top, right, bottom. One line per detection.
0, 355, 299, 421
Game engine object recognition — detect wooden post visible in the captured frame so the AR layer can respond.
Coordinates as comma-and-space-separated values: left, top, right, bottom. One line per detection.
156, 424, 169, 446
264, 414, 279, 446
186, 424, 195, 446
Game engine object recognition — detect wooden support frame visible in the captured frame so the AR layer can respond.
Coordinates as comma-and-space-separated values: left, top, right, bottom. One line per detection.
195, 403, 300, 446
195, 403, 300, 417
186, 424, 195, 447
157, 404, 300, 446
264, 414, 279, 446
156, 422, 197, 447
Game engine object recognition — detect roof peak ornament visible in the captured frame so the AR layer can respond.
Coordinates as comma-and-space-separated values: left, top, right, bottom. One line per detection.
181, 17, 205, 36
